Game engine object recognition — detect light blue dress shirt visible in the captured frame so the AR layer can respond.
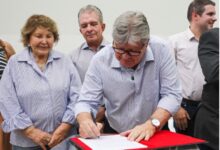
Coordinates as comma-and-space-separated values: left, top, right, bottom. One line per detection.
75, 36, 182, 133
71, 39, 109, 82
0, 48, 81, 148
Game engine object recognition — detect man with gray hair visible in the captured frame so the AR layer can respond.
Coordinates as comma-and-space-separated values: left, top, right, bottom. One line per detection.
70, 5, 109, 123
75, 11, 182, 142
71, 4, 109, 82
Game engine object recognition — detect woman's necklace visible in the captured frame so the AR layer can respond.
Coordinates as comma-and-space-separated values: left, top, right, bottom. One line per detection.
38, 63, 45, 71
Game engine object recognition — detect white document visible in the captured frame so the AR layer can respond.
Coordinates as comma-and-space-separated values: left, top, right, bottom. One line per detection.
79, 134, 148, 150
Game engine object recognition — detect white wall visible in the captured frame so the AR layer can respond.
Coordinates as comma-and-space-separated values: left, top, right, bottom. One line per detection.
0, 0, 219, 54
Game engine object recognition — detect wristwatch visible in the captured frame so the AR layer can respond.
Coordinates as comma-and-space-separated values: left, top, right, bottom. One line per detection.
150, 118, 161, 130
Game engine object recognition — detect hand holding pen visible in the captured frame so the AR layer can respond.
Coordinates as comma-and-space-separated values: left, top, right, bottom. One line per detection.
91, 112, 104, 138
77, 112, 101, 139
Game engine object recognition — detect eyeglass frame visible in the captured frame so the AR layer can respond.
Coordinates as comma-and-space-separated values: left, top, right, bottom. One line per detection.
112, 41, 147, 56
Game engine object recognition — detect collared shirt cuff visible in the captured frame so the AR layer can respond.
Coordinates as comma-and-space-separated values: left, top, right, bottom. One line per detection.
62, 110, 75, 124
157, 96, 182, 115
2, 113, 33, 133
74, 103, 91, 118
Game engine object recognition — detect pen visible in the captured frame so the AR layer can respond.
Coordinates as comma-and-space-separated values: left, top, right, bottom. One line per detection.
91, 111, 97, 125
45, 145, 50, 150
91, 112, 100, 138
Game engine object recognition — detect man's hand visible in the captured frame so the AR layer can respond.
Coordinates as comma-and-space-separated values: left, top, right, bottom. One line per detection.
22, 126, 52, 150
121, 108, 171, 142
77, 112, 101, 138
48, 123, 71, 148
173, 107, 190, 130
120, 120, 156, 142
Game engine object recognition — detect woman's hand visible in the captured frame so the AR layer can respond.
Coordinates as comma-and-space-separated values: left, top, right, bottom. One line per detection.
22, 126, 52, 150
48, 123, 72, 148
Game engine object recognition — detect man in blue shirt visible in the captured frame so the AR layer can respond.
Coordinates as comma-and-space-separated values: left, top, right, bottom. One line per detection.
75, 11, 182, 142
71, 5, 109, 124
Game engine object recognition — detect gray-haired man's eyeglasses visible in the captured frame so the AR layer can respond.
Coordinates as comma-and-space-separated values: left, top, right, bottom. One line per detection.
112, 42, 146, 56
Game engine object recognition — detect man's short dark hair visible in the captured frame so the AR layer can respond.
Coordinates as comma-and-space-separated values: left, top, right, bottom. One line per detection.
187, 0, 215, 22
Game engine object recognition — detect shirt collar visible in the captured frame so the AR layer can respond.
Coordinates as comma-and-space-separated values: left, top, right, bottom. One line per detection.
82, 39, 109, 51
17, 47, 62, 64
186, 28, 197, 41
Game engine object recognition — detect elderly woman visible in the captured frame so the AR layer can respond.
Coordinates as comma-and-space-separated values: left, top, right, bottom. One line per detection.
0, 15, 81, 150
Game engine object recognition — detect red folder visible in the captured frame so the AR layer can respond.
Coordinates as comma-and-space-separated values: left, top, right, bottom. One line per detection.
70, 130, 206, 150
139, 130, 206, 149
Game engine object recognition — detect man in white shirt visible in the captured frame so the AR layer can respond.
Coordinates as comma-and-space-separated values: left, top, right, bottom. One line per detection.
168, 0, 217, 137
